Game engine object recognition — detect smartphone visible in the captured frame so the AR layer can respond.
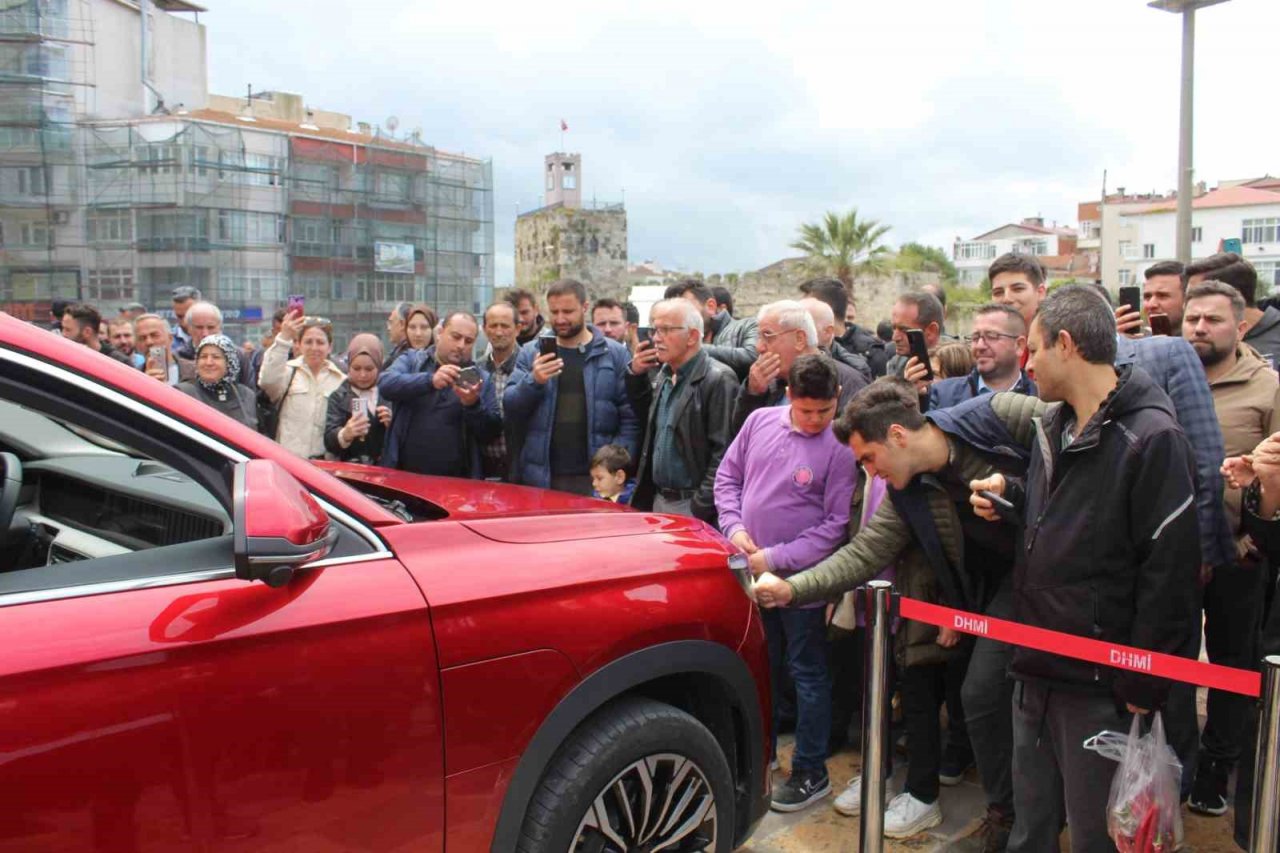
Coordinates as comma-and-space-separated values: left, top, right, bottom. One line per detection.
349, 398, 366, 418
456, 365, 483, 388
286, 294, 305, 316
1118, 286, 1141, 317
906, 329, 933, 381
1148, 313, 1173, 336
979, 490, 1021, 524
538, 336, 558, 358
147, 346, 164, 366
635, 327, 653, 347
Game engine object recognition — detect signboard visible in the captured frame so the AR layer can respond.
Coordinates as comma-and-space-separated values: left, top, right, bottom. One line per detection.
374, 241, 415, 274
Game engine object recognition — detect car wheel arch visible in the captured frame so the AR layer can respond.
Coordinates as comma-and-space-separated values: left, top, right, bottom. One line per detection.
487, 639, 765, 853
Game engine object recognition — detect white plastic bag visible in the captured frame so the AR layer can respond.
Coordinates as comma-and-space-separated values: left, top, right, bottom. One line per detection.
1084, 712, 1183, 853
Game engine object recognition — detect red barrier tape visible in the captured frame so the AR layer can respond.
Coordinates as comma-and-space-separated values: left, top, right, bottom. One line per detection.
897, 596, 1262, 698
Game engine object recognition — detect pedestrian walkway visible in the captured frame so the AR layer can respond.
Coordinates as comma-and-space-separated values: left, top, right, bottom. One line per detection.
742, 734, 1243, 852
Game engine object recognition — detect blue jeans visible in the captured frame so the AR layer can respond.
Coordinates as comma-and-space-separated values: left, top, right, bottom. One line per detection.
763, 606, 831, 775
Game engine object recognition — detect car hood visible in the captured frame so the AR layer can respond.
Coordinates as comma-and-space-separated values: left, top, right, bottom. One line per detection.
316, 461, 711, 543
317, 460, 632, 520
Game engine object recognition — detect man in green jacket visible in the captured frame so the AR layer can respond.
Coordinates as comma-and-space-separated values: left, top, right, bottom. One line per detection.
756, 379, 1041, 846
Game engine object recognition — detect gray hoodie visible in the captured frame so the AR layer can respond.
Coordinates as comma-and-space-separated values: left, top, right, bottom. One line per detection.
1244, 305, 1280, 370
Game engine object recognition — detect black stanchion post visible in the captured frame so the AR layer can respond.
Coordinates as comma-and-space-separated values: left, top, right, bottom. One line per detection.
858, 580, 894, 853
1251, 655, 1280, 853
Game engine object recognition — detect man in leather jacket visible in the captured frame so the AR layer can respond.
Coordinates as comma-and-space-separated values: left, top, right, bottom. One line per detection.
626, 299, 737, 524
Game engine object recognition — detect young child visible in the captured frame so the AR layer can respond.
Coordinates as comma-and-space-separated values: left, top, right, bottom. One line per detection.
590, 444, 636, 504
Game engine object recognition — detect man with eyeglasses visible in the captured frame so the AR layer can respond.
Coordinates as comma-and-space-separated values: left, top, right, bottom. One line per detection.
626, 299, 737, 522
732, 300, 867, 436
928, 304, 1036, 412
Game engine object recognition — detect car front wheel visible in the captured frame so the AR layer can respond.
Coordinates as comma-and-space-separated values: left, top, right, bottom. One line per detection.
516, 697, 734, 853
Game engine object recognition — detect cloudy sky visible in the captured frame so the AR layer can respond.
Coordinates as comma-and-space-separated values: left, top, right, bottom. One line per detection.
203, 0, 1278, 285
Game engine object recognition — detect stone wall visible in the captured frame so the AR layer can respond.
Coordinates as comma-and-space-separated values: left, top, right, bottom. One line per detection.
719, 258, 943, 330
514, 205, 628, 300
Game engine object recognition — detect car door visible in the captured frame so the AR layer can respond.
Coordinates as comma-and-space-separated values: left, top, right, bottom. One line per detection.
0, 349, 444, 852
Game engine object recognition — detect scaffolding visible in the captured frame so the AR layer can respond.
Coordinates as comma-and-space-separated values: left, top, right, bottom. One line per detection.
0, 1, 494, 344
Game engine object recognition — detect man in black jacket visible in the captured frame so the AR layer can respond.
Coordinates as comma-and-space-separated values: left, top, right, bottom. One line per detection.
800, 277, 892, 377
627, 299, 737, 524
972, 285, 1200, 853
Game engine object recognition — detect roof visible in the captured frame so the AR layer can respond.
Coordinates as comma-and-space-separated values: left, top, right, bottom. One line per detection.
1125, 185, 1280, 215
104, 108, 484, 163
969, 222, 1077, 242
154, 0, 207, 11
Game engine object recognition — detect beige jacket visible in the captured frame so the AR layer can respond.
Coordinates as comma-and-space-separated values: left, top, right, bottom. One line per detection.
258, 336, 346, 459
1210, 344, 1280, 538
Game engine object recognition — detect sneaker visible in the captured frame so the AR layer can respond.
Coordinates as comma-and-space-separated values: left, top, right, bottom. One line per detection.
884, 791, 942, 839
1187, 759, 1229, 816
770, 768, 832, 813
948, 806, 1014, 853
833, 775, 862, 816
939, 747, 975, 787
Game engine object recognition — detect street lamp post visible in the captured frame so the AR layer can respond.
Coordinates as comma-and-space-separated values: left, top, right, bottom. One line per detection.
1148, 0, 1229, 263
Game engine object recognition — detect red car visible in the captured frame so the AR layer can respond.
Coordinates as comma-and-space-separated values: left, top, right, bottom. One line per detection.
0, 313, 770, 852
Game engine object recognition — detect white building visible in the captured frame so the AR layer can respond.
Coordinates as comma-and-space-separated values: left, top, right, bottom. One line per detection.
1116, 185, 1280, 292
953, 218, 1078, 285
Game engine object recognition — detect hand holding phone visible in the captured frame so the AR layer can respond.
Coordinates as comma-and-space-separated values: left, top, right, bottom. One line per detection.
286, 294, 305, 317
635, 327, 653, 347
538, 336, 558, 358
906, 329, 933, 381
978, 490, 1020, 524
456, 365, 483, 388
1118, 286, 1141, 317
1148, 313, 1173, 336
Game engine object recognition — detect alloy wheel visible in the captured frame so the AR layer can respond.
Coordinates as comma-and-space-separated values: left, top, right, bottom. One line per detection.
571, 752, 718, 852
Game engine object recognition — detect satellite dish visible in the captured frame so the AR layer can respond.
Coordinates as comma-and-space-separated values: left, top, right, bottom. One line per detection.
386, 115, 400, 133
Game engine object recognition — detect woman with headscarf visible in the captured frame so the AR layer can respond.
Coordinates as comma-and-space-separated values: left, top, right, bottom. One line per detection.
258, 311, 346, 458
325, 333, 393, 464
177, 334, 259, 430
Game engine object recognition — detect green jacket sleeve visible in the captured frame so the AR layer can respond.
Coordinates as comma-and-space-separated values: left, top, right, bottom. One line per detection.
787, 495, 912, 606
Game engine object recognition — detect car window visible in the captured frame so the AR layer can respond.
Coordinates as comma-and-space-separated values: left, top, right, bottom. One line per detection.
0, 373, 234, 601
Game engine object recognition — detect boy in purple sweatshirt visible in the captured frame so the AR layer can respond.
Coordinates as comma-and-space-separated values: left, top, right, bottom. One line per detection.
715, 354, 856, 812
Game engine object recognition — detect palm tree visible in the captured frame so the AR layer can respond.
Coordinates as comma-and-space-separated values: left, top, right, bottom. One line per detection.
790, 209, 892, 287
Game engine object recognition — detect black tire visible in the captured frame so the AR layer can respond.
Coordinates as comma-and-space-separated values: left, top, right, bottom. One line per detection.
515, 696, 734, 853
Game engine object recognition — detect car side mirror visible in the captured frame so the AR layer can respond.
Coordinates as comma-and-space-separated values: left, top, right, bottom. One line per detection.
233, 460, 337, 587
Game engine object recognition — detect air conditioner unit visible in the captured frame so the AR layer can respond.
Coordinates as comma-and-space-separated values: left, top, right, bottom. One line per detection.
51, 211, 70, 225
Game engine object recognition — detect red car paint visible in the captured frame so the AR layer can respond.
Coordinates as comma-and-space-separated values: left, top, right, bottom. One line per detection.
0, 313, 771, 852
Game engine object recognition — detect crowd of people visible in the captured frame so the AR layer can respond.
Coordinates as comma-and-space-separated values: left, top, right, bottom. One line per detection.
43, 248, 1280, 851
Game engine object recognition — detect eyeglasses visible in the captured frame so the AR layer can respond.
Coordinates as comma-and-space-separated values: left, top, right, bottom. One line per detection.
759, 328, 800, 343
966, 331, 1020, 345
650, 325, 689, 338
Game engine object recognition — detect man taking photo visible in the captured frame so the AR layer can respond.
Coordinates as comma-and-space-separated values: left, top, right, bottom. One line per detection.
504, 279, 639, 494
626, 298, 737, 522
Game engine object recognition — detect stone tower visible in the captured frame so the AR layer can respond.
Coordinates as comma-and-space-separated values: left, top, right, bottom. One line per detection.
544, 152, 582, 208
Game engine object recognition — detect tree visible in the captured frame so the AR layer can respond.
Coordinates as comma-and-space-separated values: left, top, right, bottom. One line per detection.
790, 209, 892, 287
896, 242, 959, 283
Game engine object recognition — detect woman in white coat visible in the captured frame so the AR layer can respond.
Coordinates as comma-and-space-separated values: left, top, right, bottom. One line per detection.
258, 311, 346, 458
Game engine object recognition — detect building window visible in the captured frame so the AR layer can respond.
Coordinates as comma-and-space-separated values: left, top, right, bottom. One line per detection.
1142, 243, 1155, 259
16, 166, 47, 195
1191, 226, 1202, 243
1118, 268, 1134, 286
955, 241, 996, 261
217, 210, 285, 245
1254, 262, 1280, 297
87, 210, 132, 244
86, 268, 135, 302
1119, 241, 1140, 260
1080, 220, 1099, 239
18, 221, 50, 248
1243, 218, 1280, 245
244, 153, 283, 187
138, 144, 181, 176
375, 171, 409, 200
191, 145, 212, 177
